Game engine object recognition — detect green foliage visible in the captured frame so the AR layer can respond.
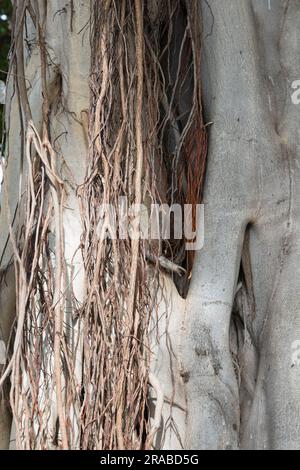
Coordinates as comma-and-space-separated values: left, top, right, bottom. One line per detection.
0, 0, 11, 80
0, 0, 12, 143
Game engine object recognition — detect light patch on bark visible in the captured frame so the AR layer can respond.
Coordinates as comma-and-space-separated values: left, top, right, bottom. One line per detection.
0, 340, 6, 365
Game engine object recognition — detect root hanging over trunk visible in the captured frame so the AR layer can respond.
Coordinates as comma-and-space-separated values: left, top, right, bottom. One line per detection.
0, 0, 207, 449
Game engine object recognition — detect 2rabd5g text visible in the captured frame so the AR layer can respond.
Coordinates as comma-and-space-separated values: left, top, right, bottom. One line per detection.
99, 453, 199, 467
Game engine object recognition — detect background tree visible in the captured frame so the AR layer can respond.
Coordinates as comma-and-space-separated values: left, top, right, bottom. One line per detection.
0, 0, 12, 140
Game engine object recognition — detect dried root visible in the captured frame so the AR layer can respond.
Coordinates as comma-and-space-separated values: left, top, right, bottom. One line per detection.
0, 0, 207, 449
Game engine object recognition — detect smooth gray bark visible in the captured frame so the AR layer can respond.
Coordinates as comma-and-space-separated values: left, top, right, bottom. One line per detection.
153, 0, 300, 450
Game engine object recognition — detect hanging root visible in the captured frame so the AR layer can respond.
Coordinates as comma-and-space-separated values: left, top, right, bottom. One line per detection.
0, 0, 207, 449
146, 372, 164, 449
79, 0, 207, 449
146, 252, 187, 277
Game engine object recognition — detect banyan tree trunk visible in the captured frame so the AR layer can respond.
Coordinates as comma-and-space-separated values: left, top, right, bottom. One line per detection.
1, 0, 300, 450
